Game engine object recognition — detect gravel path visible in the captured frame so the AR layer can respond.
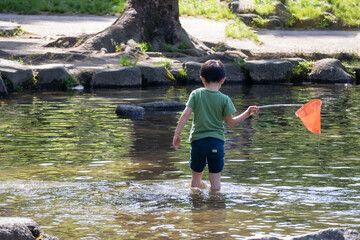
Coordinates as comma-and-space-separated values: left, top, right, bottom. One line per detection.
0, 13, 359, 55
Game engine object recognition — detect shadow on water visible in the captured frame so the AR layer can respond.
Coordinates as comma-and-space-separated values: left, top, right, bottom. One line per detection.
0, 84, 360, 239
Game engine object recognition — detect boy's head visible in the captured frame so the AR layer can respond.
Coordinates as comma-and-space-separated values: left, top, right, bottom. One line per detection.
200, 60, 226, 83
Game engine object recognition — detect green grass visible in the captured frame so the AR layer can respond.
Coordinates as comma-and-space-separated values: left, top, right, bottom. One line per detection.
254, 0, 277, 16
118, 56, 138, 66
180, 0, 259, 42
342, 60, 360, 67
179, 0, 236, 20
331, 0, 360, 26
0, 0, 126, 15
225, 20, 261, 43
287, 0, 330, 20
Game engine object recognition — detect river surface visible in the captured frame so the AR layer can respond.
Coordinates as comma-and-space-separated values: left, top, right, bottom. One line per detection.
0, 84, 360, 239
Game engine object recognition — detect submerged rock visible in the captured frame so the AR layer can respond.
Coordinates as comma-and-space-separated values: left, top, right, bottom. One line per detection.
245, 228, 360, 240
115, 104, 145, 118
139, 101, 185, 111
0, 217, 59, 240
116, 101, 185, 119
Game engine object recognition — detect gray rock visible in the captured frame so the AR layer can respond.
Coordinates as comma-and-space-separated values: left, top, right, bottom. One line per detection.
0, 75, 8, 97
184, 61, 202, 83
291, 228, 360, 240
346, 66, 360, 83
282, 58, 305, 66
266, 17, 283, 29
0, 217, 59, 240
272, 2, 292, 20
91, 66, 142, 88
244, 59, 293, 83
245, 228, 360, 240
224, 63, 246, 83
0, 59, 33, 86
139, 101, 185, 111
115, 104, 145, 118
32, 64, 71, 90
0, 21, 21, 36
138, 65, 174, 86
239, 14, 261, 25
293, 17, 316, 29
309, 58, 355, 83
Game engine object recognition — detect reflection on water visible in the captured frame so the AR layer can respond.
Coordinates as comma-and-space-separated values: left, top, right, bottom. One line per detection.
0, 85, 360, 239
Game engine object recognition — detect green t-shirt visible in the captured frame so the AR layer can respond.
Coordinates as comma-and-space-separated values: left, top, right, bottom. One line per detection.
186, 87, 236, 142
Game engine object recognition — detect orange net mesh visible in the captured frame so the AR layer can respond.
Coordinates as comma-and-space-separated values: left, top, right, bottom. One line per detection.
295, 100, 322, 134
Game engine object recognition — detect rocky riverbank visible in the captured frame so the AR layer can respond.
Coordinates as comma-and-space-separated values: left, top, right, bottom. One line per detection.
1, 14, 360, 98
1, 51, 359, 98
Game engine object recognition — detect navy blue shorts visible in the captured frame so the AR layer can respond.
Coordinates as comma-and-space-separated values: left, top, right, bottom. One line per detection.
190, 137, 225, 173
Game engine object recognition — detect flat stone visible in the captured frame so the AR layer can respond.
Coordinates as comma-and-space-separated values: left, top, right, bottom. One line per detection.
244, 59, 293, 83
32, 64, 71, 90
0, 59, 33, 86
0, 21, 21, 36
91, 66, 142, 88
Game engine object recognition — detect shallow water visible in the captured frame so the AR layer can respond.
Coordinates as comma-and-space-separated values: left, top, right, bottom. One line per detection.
0, 84, 360, 239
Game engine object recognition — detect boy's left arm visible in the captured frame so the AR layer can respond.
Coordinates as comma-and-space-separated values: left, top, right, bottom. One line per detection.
173, 106, 193, 151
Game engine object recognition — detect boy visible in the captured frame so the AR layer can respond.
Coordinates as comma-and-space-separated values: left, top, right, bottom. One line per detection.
172, 60, 258, 192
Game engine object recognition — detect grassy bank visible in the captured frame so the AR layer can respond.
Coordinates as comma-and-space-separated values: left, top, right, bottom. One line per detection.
254, 0, 360, 27
0, 0, 126, 15
179, 0, 260, 43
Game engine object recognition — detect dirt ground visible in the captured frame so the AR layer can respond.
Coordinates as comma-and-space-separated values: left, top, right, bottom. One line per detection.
0, 13, 360, 57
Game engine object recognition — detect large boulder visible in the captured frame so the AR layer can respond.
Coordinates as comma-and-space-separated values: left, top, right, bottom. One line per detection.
245, 228, 360, 240
0, 75, 8, 97
224, 64, 246, 83
184, 61, 202, 83
309, 58, 355, 83
0, 59, 33, 86
0, 217, 59, 240
91, 66, 142, 88
32, 64, 71, 90
138, 65, 174, 86
244, 59, 294, 83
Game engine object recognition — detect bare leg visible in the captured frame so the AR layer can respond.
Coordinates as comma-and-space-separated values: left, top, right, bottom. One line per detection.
209, 172, 221, 193
191, 171, 203, 188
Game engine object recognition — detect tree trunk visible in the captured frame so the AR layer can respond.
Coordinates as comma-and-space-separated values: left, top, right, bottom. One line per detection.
79, 0, 209, 55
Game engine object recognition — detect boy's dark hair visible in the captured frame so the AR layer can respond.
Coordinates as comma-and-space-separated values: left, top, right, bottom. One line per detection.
200, 60, 226, 83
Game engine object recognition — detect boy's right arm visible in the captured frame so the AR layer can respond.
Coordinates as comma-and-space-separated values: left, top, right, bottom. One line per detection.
224, 106, 258, 128
173, 106, 193, 151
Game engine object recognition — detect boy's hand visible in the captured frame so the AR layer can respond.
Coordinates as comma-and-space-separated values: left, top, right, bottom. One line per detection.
247, 106, 259, 116
172, 134, 181, 151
